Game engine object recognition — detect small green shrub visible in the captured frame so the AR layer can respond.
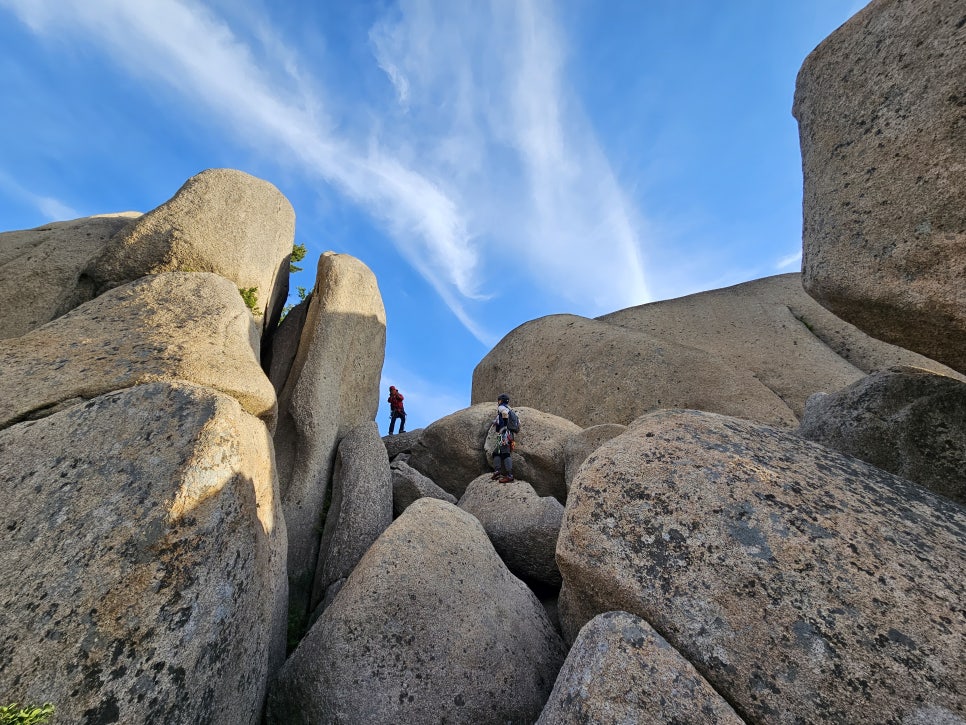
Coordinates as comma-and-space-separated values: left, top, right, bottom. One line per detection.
238, 287, 262, 316
0, 702, 55, 725
279, 286, 309, 322
290, 243, 307, 273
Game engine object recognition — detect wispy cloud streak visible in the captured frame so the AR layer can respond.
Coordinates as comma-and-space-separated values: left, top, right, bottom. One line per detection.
0, 170, 78, 221
370, 0, 651, 313
2, 0, 652, 333
1, 0, 489, 333
775, 250, 802, 271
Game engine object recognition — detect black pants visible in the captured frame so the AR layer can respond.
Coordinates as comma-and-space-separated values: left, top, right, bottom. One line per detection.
493, 444, 513, 475
389, 410, 406, 434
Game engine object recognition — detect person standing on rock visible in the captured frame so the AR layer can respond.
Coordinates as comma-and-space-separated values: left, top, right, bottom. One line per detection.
388, 386, 406, 434
490, 393, 515, 482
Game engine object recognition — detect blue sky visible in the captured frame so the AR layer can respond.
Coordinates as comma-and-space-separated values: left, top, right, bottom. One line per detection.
0, 0, 866, 432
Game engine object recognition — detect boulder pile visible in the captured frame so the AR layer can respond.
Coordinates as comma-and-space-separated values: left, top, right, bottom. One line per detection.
1, 0, 964, 721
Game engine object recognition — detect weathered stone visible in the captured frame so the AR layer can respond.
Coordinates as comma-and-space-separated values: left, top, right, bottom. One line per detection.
563, 423, 626, 489
0, 382, 287, 725
404, 404, 493, 498
267, 295, 311, 394
85, 168, 295, 336
390, 459, 456, 517
0, 213, 139, 339
794, 0, 966, 373
266, 498, 566, 724
311, 422, 392, 610
473, 313, 797, 428
407, 403, 580, 501
537, 611, 745, 725
473, 276, 962, 426
383, 428, 422, 460
601, 274, 962, 413
0, 272, 276, 430
458, 474, 564, 587
557, 409, 966, 724
506, 408, 582, 502
273, 251, 386, 619
798, 366, 966, 504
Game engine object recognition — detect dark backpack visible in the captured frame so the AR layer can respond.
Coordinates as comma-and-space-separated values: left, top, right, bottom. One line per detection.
507, 408, 521, 433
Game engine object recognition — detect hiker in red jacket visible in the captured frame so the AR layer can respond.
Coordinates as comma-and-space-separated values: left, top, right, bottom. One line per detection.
388, 386, 406, 434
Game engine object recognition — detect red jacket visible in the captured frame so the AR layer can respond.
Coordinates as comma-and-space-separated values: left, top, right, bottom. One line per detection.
388, 391, 405, 412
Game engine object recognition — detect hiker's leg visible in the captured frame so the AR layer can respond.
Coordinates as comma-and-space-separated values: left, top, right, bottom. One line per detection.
399, 412, 406, 433
389, 413, 397, 435
502, 452, 513, 477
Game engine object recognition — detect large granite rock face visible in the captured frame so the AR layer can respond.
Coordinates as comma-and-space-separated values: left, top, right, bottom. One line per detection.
273, 251, 386, 619
267, 295, 311, 393
537, 611, 744, 725
472, 275, 961, 427
390, 459, 456, 517
405, 404, 494, 497
0, 272, 277, 431
267, 498, 567, 725
563, 423, 626, 489
0, 213, 139, 339
558, 409, 965, 724
473, 313, 795, 428
383, 428, 422, 460
0, 382, 287, 725
794, 0, 966, 374
407, 403, 581, 501
798, 366, 966, 504
458, 474, 564, 587
311, 422, 392, 611
85, 168, 296, 336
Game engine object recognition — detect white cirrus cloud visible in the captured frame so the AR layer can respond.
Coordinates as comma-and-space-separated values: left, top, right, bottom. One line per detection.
2, 0, 652, 332
369, 0, 652, 314
1, 0, 489, 334
775, 249, 802, 271
0, 169, 79, 221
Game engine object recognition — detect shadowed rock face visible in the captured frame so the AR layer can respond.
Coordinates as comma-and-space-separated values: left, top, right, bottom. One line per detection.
272, 251, 386, 621
537, 611, 744, 725
390, 459, 456, 517
0, 272, 277, 431
0, 382, 287, 725
382, 428, 423, 460
311, 421, 392, 611
558, 409, 965, 725
267, 498, 566, 725
458, 474, 564, 587
85, 168, 296, 337
406, 403, 580, 501
472, 274, 961, 428
794, 0, 966, 373
0, 213, 140, 339
798, 366, 966, 504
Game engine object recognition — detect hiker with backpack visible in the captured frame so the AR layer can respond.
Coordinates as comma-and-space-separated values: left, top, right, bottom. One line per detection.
489, 393, 519, 483
388, 385, 406, 434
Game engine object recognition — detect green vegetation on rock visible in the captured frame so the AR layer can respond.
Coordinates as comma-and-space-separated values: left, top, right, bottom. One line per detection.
238, 286, 262, 316
0, 703, 55, 725
290, 242, 307, 273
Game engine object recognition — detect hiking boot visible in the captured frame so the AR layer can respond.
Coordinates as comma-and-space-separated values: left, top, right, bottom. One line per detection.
490, 472, 502, 480
499, 475, 514, 483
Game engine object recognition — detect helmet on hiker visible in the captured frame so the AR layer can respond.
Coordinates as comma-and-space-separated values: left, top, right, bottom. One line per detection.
498, 393, 510, 404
